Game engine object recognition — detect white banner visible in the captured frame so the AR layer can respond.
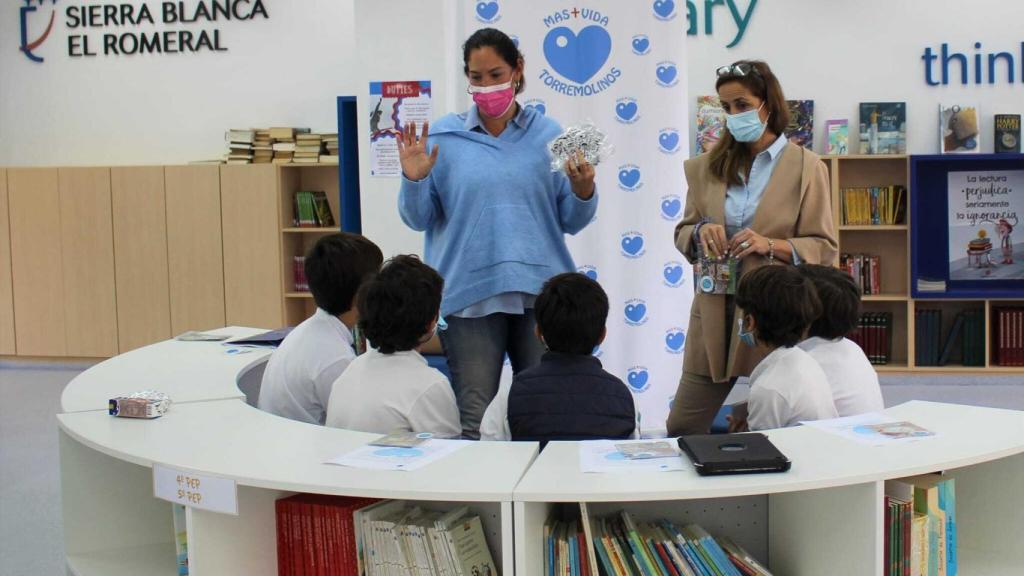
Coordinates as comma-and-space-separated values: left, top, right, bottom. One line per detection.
460, 0, 692, 434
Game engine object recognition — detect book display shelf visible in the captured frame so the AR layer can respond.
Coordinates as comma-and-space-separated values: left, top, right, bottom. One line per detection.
57, 334, 1024, 575
824, 153, 1024, 373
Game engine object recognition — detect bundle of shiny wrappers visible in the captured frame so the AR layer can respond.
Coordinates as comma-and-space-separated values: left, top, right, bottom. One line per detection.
108, 390, 172, 419
549, 122, 613, 171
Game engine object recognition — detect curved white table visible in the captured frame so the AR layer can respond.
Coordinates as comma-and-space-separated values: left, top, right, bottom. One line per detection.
57, 330, 1024, 576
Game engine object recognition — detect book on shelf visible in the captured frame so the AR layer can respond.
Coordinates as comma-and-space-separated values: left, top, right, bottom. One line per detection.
916, 277, 947, 293
319, 155, 340, 164
272, 142, 297, 152
994, 114, 1021, 154
225, 128, 255, 144
784, 99, 814, 149
840, 253, 882, 295
850, 311, 892, 365
293, 256, 308, 292
840, 186, 906, 226
961, 308, 985, 367
825, 119, 849, 155
915, 309, 943, 367
886, 476, 957, 576
859, 102, 907, 155
938, 312, 965, 366
696, 95, 725, 155
292, 190, 336, 228
172, 503, 189, 575
939, 104, 981, 154
994, 307, 1024, 366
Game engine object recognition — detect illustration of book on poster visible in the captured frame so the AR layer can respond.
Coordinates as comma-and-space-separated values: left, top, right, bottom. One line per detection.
368, 81, 432, 177
939, 104, 981, 154
948, 169, 1024, 280
785, 99, 814, 149
859, 102, 906, 154
695, 95, 725, 155
825, 119, 849, 155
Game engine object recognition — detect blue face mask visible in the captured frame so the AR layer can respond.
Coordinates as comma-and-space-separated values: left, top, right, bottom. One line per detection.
434, 315, 448, 335
726, 103, 768, 143
737, 316, 756, 347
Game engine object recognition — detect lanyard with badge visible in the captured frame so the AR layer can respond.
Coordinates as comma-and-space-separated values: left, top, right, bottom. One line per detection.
694, 249, 738, 295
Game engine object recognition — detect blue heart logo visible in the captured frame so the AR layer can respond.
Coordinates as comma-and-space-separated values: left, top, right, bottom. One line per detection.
621, 236, 644, 255
625, 303, 647, 323
653, 0, 675, 18
659, 131, 680, 151
476, 1, 499, 21
616, 101, 638, 121
632, 37, 650, 53
527, 103, 546, 115
619, 168, 641, 189
544, 26, 612, 84
628, 369, 649, 390
657, 64, 678, 85
666, 331, 685, 351
664, 265, 683, 285
661, 199, 682, 218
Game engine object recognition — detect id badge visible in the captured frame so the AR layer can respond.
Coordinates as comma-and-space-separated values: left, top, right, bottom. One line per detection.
694, 255, 738, 295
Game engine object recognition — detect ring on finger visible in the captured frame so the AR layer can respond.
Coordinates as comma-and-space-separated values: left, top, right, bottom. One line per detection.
740, 240, 751, 250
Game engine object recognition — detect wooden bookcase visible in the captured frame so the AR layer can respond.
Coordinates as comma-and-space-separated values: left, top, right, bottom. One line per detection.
825, 154, 1024, 373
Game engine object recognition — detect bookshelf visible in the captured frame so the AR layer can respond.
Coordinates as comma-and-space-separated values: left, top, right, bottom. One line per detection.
825, 154, 1024, 373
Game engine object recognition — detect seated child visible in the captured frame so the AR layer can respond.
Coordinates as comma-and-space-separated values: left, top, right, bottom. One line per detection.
797, 264, 884, 416
734, 265, 838, 430
503, 272, 636, 443
325, 255, 460, 437
258, 233, 382, 425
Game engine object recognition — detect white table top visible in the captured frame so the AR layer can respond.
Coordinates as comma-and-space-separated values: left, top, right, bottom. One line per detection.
58, 398, 539, 502
60, 327, 272, 413
514, 401, 1024, 502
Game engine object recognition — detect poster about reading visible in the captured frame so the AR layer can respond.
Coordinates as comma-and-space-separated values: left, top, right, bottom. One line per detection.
948, 170, 1024, 280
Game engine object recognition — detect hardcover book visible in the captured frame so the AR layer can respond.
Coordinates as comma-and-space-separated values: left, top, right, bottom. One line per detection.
859, 102, 907, 154
995, 114, 1021, 153
939, 104, 981, 153
695, 95, 725, 155
785, 99, 814, 149
825, 119, 849, 155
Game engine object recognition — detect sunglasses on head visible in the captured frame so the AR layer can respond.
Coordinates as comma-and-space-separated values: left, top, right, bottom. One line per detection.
716, 63, 760, 78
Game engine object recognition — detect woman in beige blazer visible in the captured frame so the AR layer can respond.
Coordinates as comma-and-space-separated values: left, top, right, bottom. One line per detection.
666, 60, 837, 436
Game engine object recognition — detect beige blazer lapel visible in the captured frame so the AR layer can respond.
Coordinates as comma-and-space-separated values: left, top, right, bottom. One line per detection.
750, 144, 802, 234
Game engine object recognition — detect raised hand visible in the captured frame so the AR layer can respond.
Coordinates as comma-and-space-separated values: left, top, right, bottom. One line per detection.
396, 121, 439, 181
565, 150, 596, 200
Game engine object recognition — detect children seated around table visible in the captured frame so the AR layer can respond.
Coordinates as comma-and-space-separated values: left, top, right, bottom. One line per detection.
479, 272, 636, 443
733, 265, 838, 430
797, 264, 884, 416
325, 255, 461, 437
258, 233, 382, 425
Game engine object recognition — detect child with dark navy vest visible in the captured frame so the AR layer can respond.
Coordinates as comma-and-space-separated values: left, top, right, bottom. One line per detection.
491, 273, 636, 444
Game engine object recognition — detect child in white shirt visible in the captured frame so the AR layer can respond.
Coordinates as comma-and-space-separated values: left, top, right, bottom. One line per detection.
325, 255, 460, 437
734, 265, 838, 430
797, 264, 884, 416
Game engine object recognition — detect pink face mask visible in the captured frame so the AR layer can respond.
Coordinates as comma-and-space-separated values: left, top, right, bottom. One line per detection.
468, 80, 516, 118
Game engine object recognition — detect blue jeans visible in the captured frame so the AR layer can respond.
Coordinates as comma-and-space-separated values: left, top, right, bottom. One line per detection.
439, 311, 546, 439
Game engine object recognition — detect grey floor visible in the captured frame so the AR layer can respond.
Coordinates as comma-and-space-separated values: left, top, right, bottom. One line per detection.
0, 362, 1022, 576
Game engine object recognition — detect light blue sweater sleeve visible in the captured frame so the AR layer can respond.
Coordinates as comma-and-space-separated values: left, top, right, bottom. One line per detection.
553, 171, 599, 235
398, 174, 442, 231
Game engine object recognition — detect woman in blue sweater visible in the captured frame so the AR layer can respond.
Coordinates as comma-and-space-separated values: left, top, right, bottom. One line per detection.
397, 28, 597, 439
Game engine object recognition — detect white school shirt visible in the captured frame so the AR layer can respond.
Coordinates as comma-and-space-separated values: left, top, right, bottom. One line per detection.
798, 336, 885, 417
325, 348, 461, 437
747, 346, 839, 431
257, 308, 355, 425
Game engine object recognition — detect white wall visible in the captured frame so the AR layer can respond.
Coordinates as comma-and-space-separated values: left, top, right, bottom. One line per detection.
2, 0, 1023, 256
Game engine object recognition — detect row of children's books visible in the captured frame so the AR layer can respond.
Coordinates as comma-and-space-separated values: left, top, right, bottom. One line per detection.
840, 186, 906, 226
992, 307, 1024, 366
293, 190, 337, 228
849, 312, 893, 365
914, 308, 985, 367
275, 494, 498, 576
546, 505, 772, 576
840, 253, 882, 296
225, 128, 341, 165
883, 475, 956, 576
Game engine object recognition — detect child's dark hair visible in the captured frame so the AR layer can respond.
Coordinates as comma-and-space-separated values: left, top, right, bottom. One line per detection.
304, 233, 383, 316
463, 27, 525, 94
534, 273, 608, 355
735, 265, 821, 348
798, 264, 862, 340
357, 255, 444, 354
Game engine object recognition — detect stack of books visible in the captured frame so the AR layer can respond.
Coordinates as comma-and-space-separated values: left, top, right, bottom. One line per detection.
916, 278, 947, 293
545, 505, 773, 576
840, 253, 882, 295
294, 133, 324, 164
275, 494, 379, 576
850, 312, 893, 365
252, 129, 273, 164
225, 129, 255, 164
270, 127, 311, 164
993, 307, 1024, 366
840, 186, 906, 226
884, 475, 956, 576
322, 133, 340, 164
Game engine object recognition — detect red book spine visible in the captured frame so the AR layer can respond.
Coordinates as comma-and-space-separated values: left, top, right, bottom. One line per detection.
277, 499, 292, 576
902, 499, 911, 576
872, 256, 881, 295
999, 310, 1006, 366
291, 499, 306, 576
654, 540, 679, 576
883, 497, 891, 575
